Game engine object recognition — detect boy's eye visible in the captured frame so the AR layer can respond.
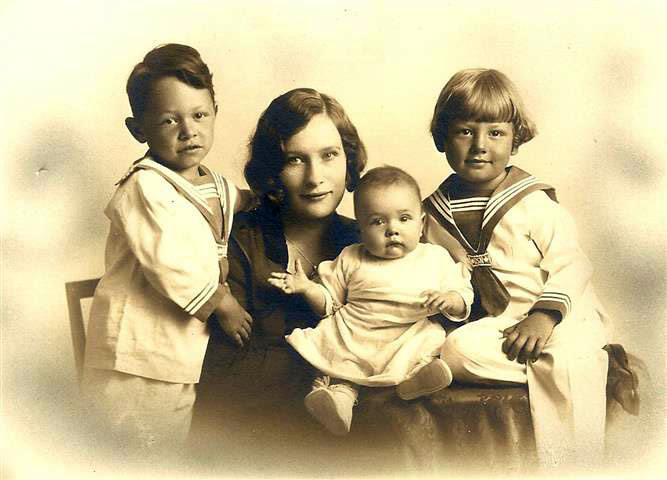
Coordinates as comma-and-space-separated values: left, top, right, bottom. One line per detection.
160, 118, 177, 126
400, 215, 412, 222
194, 111, 209, 120
286, 156, 303, 165
457, 128, 472, 136
370, 218, 384, 226
490, 129, 505, 137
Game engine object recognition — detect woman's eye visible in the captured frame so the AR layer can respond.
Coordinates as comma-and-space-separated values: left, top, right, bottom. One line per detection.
286, 156, 303, 165
324, 150, 339, 159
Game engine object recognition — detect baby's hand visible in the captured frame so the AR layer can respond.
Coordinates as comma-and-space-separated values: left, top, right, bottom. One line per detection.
421, 290, 466, 318
268, 259, 314, 295
214, 293, 253, 348
500, 311, 558, 364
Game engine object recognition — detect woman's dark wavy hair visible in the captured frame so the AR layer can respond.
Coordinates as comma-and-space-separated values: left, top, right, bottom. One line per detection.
430, 68, 536, 153
126, 43, 215, 119
245, 88, 367, 203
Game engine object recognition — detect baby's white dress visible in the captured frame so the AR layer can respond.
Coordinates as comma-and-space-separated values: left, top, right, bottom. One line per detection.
286, 242, 473, 386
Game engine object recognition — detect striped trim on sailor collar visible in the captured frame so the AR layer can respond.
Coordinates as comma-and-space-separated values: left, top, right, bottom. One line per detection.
482, 176, 539, 229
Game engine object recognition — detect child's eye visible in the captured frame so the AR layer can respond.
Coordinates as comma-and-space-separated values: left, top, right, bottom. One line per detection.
370, 218, 385, 226
194, 111, 209, 120
490, 130, 505, 137
160, 118, 177, 126
457, 128, 472, 136
400, 215, 412, 222
323, 150, 339, 159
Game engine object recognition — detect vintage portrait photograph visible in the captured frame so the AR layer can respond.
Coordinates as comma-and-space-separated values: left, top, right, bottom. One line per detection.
2, 1, 665, 479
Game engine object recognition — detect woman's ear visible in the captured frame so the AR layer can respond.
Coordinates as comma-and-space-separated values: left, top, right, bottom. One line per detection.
433, 136, 446, 153
125, 117, 147, 144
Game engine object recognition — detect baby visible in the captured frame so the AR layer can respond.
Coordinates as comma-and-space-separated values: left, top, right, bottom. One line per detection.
269, 166, 473, 435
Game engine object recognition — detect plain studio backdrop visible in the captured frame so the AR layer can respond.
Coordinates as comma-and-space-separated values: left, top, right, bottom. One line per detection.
1, 1, 665, 479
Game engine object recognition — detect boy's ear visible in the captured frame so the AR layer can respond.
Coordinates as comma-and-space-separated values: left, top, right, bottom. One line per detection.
125, 117, 148, 144
420, 212, 426, 234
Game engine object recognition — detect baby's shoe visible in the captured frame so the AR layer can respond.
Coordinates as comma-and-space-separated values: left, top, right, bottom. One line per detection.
304, 376, 358, 436
397, 358, 453, 400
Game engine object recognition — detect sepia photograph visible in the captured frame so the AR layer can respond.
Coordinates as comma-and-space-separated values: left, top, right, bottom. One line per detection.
2, 1, 665, 479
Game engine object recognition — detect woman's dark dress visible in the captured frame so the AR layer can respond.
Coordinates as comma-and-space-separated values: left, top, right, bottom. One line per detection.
189, 203, 361, 475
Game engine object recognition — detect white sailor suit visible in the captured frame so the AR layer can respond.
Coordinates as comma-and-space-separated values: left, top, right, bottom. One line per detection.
82, 156, 238, 449
423, 166, 610, 467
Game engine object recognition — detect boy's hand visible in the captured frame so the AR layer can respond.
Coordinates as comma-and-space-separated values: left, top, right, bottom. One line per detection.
421, 290, 466, 318
268, 259, 314, 295
214, 293, 253, 348
501, 311, 558, 364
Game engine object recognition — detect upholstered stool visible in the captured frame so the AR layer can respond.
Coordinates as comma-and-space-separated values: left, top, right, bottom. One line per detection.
350, 383, 536, 474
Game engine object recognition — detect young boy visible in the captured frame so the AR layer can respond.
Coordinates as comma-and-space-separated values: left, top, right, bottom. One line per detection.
81, 44, 253, 453
422, 68, 611, 467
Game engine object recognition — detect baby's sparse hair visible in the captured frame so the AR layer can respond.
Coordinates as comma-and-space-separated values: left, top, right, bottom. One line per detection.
245, 88, 367, 203
353, 166, 422, 218
430, 68, 536, 153
126, 43, 215, 119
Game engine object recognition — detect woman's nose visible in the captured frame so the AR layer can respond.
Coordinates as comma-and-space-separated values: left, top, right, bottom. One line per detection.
304, 159, 325, 186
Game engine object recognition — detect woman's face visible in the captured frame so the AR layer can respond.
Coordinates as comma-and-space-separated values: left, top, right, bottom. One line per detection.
279, 114, 347, 221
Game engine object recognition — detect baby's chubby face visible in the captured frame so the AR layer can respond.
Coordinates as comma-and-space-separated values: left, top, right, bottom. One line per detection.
356, 183, 424, 260
126, 76, 216, 181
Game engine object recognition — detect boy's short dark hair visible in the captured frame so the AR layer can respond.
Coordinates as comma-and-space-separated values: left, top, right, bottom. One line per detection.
353, 166, 422, 217
430, 68, 536, 153
126, 43, 215, 119
244, 88, 367, 202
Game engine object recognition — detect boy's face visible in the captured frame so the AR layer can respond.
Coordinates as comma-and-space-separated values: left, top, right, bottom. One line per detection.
442, 120, 515, 190
126, 76, 216, 181
356, 184, 424, 260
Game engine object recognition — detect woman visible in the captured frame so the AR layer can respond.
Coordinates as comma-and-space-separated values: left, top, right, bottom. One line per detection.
190, 88, 367, 473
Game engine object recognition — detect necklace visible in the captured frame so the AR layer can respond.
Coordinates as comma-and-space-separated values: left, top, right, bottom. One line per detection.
284, 235, 318, 277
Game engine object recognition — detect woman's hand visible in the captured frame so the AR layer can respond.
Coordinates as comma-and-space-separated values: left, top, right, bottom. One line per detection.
421, 290, 466, 318
268, 259, 316, 295
214, 293, 253, 348
501, 311, 558, 364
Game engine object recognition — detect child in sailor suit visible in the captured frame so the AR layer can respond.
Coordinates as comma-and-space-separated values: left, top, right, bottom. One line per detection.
81, 44, 254, 454
424, 68, 610, 468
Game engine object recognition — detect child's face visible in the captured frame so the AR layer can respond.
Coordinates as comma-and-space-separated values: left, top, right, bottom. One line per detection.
127, 76, 216, 181
279, 114, 347, 221
357, 184, 424, 260
443, 120, 515, 190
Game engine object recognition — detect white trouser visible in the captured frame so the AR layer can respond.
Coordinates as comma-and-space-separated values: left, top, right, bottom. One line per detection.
441, 314, 608, 469
80, 367, 196, 455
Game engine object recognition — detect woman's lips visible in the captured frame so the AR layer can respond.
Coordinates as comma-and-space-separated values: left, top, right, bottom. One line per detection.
301, 191, 330, 201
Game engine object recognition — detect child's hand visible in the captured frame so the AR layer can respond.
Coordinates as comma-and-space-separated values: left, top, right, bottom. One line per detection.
500, 311, 558, 364
268, 259, 315, 295
214, 293, 253, 348
421, 290, 466, 318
